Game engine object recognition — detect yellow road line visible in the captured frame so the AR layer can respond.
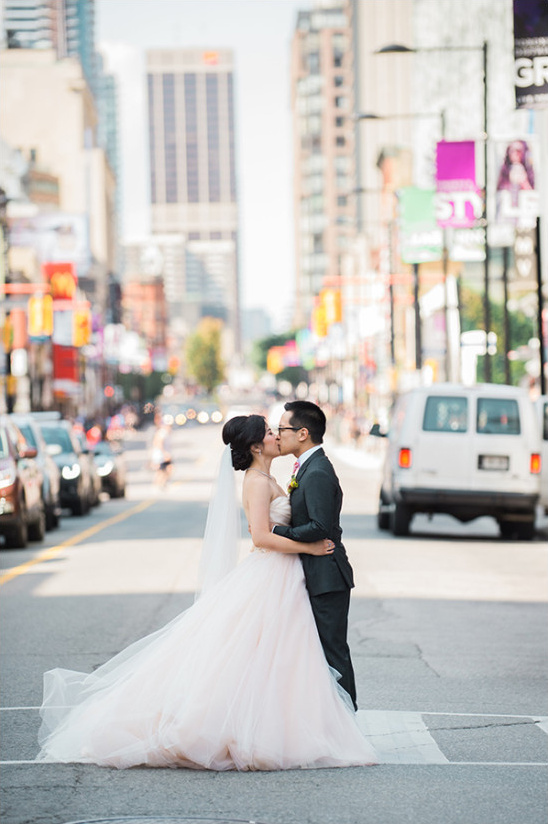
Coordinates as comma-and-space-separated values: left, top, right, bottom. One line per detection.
0, 499, 155, 588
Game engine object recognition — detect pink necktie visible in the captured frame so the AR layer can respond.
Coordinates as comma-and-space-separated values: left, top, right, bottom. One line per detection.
292, 460, 300, 475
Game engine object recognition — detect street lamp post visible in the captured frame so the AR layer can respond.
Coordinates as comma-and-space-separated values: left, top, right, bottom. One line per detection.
376, 42, 492, 381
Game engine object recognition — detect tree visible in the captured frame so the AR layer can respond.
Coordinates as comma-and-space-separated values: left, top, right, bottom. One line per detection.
251, 331, 310, 388
459, 285, 534, 384
186, 318, 225, 394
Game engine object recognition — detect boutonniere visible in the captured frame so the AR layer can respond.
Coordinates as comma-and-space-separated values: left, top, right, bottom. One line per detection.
287, 475, 299, 493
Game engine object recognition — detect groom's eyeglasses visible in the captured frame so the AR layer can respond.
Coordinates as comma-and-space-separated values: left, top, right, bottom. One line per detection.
275, 426, 302, 434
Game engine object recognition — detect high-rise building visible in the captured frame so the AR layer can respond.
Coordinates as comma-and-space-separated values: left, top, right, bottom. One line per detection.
290, 0, 356, 327
146, 48, 240, 355
2, 0, 96, 92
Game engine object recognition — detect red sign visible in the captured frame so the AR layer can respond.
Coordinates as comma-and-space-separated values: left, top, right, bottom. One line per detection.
53, 344, 79, 397
42, 262, 77, 300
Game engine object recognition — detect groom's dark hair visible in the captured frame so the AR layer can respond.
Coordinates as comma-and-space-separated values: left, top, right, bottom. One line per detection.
284, 401, 326, 444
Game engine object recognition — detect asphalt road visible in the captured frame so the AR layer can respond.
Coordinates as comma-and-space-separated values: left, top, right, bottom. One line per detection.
1, 422, 547, 824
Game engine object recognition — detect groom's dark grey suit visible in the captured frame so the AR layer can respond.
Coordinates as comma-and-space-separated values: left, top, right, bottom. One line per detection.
273, 448, 357, 709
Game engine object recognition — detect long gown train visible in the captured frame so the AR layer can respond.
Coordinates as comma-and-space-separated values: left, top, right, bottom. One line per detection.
36, 497, 377, 770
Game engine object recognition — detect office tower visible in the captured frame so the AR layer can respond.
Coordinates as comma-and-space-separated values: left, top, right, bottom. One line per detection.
290, 0, 356, 327
2, 1, 96, 91
146, 48, 240, 354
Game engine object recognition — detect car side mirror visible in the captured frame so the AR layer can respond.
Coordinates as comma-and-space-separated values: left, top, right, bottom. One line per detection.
369, 423, 387, 438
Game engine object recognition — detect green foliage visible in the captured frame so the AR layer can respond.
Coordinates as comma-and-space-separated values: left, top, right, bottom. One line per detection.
251, 331, 310, 388
459, 285, 535, 384
186, 318, 225, 394
251, 332, 296, 371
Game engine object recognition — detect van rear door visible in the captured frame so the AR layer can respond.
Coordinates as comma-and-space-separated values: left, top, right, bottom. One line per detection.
411, 393, 471, 490
470, 395, 529, 493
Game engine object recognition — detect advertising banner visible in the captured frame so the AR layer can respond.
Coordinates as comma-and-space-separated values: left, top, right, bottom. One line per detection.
435, 141, 483, 228
398, 187, 443, 263
513, 0, 548, 109
52, 344, 80, 397
492, 136, 540, 227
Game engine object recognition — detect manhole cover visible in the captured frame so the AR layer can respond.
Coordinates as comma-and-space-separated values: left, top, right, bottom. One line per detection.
64, 818, 268, 824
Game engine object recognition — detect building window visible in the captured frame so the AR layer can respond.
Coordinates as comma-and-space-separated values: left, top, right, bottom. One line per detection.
334, 96, 348, 109
188, 232, 201, 240
210, 231, 222, 240
335, 116, 345, 128
163, 73, 178, 203
307, 51, 320, 74
227, 73, 236, 202
334, 75, 344, 87
313, 233, 324, 253
336, 136, 346, 147
184, 73, 199, 203
337, 195, 347, 207
206, 74, 220, 203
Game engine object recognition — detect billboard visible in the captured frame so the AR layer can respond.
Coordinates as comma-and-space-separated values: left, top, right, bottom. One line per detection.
513, 0, 548, 109
435, 141, 483, 228
492, 137, 540, 227
398, 187, 443, 263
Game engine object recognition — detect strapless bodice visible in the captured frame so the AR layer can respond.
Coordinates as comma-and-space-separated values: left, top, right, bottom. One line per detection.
269, 496, 291, 527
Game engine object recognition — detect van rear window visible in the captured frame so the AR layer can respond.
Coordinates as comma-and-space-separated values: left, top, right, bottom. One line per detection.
477, 398, 520, 435
423, 397, 468, 432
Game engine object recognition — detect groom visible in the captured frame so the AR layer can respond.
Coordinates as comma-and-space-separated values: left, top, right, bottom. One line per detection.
274, 400, 358, 710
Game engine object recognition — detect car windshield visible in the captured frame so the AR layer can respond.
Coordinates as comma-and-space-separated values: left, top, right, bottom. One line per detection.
40, 425, 74, 453
18, 424, 37, 449
0, 428, 9, 459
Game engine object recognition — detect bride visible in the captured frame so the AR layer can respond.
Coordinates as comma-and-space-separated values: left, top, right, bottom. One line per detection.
36, 414, 377, 770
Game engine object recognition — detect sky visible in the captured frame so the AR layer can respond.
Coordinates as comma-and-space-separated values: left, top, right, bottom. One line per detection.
97, 0, 314, 330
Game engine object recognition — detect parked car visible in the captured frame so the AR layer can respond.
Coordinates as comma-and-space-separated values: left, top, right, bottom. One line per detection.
536, 395, 548, 515
36, 419, 94, 516
73, 431, 102, 507
374, 383, 541, 540
93, 440, 126, 498
11, 414, 62, 530
0, 416, 45, 548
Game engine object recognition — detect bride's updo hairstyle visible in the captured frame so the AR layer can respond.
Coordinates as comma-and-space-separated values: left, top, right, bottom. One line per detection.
222, 415, 267, 471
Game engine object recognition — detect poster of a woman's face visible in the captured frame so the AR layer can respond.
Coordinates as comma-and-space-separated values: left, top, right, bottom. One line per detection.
494, 138, 539, 227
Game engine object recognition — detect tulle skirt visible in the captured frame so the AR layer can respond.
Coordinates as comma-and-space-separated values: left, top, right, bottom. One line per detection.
37, 549, 377, 770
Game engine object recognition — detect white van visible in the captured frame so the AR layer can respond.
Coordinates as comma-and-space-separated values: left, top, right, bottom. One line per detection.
376, 383, 541, 540
535, 395, 548, 514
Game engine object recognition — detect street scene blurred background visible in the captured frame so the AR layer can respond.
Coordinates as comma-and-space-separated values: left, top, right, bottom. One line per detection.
1, 0, 547, 548
1, 4, 548, 823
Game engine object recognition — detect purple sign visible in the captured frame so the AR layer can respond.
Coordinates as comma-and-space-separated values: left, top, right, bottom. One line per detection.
435, 141, 483, 228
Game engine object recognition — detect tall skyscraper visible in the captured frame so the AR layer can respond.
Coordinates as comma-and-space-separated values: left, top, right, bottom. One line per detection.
291, 0, 356, 327
146, 48, 240, 354
2, 0, 96, 92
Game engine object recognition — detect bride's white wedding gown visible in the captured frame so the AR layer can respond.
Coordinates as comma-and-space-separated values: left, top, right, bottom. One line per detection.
37, 496, 376, 770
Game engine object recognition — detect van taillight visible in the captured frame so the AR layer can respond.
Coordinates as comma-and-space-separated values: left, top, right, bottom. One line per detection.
399, 448, 412, 468
530, 453, 541, 474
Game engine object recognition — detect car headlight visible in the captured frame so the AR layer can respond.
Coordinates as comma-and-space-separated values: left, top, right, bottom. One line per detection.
0, 466, 16, 489
211, 410, 223, 423
96, 460, 114, 477
197, 411, 209, 424
62, 463, 81, 480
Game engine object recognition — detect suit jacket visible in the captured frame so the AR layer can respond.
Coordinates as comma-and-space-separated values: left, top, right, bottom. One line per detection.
273, 448, 354, 596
